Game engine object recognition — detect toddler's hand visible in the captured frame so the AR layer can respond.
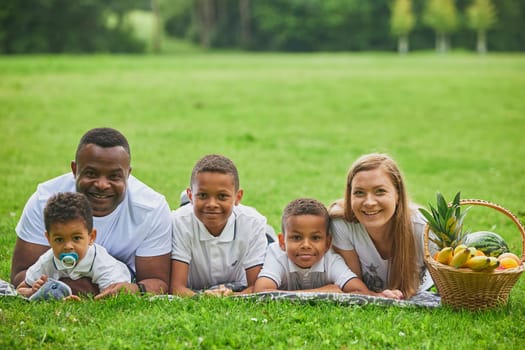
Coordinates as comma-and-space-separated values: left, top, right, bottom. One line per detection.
32, 275, 48, 293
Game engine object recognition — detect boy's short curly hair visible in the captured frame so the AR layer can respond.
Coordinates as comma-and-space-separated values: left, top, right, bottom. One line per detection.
44, 192, 93, 233
190, 154, 240, 190
281, 198, 330, 235
75, 127, 130, 162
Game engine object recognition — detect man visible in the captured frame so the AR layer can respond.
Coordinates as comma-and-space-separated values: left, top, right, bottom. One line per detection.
11, 128, 172, 298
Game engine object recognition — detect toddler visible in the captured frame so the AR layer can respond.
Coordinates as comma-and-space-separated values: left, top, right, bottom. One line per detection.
16, 192, 131, 300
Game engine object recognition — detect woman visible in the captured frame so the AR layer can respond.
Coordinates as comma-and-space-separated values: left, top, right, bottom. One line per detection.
329, 153, 433, 299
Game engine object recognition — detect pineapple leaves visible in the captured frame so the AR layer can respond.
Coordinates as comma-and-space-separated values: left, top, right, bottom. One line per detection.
419, 191, 468, 249
436, 192, 448, 218
418, 207, 435, 225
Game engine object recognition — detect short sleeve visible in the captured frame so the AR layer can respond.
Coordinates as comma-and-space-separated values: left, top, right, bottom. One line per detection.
92, 250, 132, 291
24, 250, 54, 286
171, 212, 193, 264
330, 218, 356, 251
327, 250, 357, 288
257, 244, 286, 287
135, 199, 172, 257
16, 192, 48, 246
242, 218, 268, 270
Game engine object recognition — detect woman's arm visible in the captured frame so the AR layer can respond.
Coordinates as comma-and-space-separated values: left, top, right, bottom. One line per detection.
342, 278, 403, 300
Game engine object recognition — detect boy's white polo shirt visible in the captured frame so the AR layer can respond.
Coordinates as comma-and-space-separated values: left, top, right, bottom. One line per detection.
258, 243, 357, 290
171, 204, 268, 290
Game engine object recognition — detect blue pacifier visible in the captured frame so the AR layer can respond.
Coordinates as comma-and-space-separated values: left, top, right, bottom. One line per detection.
59, 252, 79, 268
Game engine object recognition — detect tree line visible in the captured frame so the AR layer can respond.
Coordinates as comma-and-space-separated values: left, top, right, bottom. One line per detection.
1, 0, 523, 54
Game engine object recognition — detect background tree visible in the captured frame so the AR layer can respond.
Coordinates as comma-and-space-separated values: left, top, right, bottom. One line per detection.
390, 0, 416, 54
0, 0, 146, 53
466, 0, 497, 54
2, 0, 524, 53
150, 0, 162, 53
195, 0, 216, 48
239, 0, 251, 48
423, 0, 459, 53
163, 0, 192, 39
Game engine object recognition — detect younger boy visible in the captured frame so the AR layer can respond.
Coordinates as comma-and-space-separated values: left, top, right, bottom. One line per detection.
254, 198, 379, 294
16, 192, 131, 300
170, 154, 269, 296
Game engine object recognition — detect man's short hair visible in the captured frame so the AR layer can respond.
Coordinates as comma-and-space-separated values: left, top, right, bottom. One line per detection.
190, 154, 240, 190
44, 192, 93, 233
75, 127, 130, 162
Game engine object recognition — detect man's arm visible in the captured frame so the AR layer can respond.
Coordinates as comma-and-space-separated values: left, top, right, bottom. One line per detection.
94, 253, 171, 299
60, 277, 100, 295
135, 253, 170, 293
10, 238, 48, 287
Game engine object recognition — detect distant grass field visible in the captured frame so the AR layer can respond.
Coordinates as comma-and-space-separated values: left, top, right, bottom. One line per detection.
1, 53, 525, 348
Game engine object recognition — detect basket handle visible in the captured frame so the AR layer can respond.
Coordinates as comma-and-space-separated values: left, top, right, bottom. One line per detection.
424, 199, 525, 262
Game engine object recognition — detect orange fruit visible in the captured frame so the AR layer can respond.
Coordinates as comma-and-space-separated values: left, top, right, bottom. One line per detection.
497, 252, 520, 265
475, 250, 486, 257
498, 257, 520, 269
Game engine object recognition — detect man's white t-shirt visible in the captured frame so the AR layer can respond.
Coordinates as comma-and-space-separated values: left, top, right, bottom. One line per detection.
16, 173, 172, 273
171, 204, 268, 290
25, 243, 131, 291
258, 243, 357, 290
330, 210, 433, 293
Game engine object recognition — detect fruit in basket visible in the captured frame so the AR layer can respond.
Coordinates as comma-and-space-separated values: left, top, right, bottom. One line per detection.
435, 247, 453, 264
497, 253, 521, 270
453, 244, 467, 255
497, 252, 520, 265
461, 231, 510, 257
475, 249, 486, 257
498, 257, 519, 269
419, 192, 469, 250
450, 247, 475, 268
464, 256, 491, 271
483, 257, 500, 272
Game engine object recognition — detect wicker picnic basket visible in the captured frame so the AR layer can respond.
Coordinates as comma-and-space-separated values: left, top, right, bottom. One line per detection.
423, 199, 525, 310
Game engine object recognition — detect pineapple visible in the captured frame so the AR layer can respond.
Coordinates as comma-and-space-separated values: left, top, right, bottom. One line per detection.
418, 192, 469, 250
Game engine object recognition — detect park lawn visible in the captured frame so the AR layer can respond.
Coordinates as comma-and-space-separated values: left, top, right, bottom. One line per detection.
1, 53, 525, 349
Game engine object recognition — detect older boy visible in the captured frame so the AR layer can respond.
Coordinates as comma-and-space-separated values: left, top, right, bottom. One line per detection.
16, 192, 131, 300
11, 128, 172, 297
254, 198, 383, 294
170, 154, 268, 296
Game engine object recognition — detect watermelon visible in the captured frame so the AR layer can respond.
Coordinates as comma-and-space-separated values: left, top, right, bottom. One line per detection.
461, 231, 510, 257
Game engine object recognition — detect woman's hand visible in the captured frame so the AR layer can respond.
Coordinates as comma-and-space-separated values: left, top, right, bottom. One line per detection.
380, 289, 404, 300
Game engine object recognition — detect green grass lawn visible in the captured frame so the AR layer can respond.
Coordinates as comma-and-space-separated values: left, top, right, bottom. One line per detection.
1, 53, 525, 349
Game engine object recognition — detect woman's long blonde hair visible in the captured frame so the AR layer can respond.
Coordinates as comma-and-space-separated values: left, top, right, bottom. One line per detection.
329, 153, 419, 298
